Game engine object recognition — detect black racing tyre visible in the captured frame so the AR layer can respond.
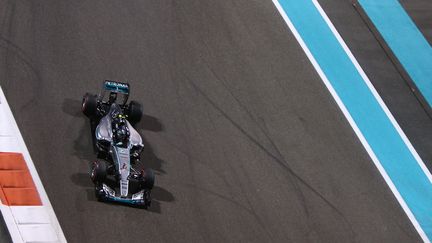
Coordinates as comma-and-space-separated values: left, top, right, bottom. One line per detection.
127, 101, 142, 125
90, 160, 107, 184
82, 93, 98, 118
95, 184, 106, 202
141, 168, 155, 190
143, 190, 151, 209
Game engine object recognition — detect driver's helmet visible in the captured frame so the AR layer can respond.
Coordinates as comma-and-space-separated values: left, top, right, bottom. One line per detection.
112, 114, 130, 146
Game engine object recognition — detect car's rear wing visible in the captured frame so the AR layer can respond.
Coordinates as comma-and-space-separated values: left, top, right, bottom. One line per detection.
99, 80, 130, 105
103, 80, 130, 94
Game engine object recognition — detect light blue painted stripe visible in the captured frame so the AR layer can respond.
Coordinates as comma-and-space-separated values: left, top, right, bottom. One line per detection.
358, 0, 432, 106
277, 0, 432, 239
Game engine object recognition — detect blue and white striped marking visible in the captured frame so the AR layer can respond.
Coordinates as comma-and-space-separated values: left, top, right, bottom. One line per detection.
273, 0, 432, 241
358, 0, 432, 107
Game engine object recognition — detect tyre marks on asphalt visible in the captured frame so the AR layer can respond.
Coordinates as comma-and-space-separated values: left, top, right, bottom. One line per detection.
0, 0, 424, 241
188, 78, 354, 235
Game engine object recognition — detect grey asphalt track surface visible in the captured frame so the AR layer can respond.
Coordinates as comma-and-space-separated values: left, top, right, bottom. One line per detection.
0, 0, 427, 242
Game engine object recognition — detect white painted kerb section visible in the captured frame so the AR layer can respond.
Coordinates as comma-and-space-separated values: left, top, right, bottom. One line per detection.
0, 86, 66, 243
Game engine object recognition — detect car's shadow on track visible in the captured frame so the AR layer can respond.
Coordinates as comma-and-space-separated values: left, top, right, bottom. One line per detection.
64, 98, 174, 213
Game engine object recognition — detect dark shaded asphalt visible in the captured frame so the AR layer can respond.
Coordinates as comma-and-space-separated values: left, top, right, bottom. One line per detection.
0, 0, 421, 242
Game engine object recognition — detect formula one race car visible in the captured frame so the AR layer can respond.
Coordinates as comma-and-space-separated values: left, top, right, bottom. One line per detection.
81, 81, 154, 208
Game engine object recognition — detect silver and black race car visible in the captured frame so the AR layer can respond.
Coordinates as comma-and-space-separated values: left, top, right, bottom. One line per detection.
81, 80, 154, 208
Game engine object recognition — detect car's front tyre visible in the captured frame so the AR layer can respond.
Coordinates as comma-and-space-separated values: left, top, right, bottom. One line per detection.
95, 184, 106, 202
90, 160, 107, 184
140, 168, 155, 190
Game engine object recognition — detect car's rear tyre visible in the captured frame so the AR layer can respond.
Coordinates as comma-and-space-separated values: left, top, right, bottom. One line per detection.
90, 160, 107, 184
82, 93, 97, 118
128, 101, 142, 126
141, 168, 155, 190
